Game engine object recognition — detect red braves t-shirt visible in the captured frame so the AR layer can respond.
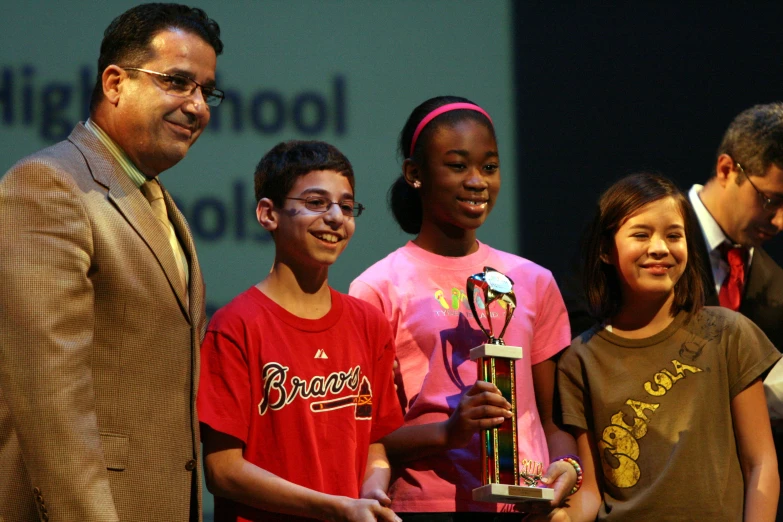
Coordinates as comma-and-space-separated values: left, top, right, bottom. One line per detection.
198, 287, 403, 522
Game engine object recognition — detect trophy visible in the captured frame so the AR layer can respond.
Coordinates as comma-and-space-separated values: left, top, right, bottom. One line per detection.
467, 267, 554, 503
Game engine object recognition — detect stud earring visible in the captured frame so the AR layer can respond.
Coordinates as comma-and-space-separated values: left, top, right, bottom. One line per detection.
413, 180, 421, 189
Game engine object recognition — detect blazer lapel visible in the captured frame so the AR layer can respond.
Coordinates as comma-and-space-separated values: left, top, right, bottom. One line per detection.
744, 248, 775, 305
696, 234, 719, 306
68, 124, 191, 318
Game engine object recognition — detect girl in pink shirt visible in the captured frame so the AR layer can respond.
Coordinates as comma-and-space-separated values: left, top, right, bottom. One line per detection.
350, 96, 589, 521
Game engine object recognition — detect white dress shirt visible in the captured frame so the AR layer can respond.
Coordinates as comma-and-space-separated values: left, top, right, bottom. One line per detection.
688, 184, 754, 295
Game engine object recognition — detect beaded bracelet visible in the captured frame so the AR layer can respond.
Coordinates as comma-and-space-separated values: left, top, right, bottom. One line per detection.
553, 454, 583, 495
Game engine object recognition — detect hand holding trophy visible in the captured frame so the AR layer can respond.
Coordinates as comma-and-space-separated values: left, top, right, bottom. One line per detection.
467, 267, 555, 503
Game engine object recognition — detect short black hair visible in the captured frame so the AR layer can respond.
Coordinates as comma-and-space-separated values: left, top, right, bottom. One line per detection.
716, 102, 783, 180
90, 3, 223, 112
389, 95, 495, 234
582, 172, 706, 321
254, 140, 355, 207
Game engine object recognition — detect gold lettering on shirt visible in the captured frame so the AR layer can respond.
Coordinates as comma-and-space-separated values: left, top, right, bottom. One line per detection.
600, 360, 702, 488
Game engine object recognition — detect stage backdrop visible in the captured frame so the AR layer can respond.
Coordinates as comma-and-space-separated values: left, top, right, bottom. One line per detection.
0, 1, 516, 518
0, 0, 517, 315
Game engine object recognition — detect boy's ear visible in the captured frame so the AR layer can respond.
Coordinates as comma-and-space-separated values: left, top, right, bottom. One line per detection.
256, 198, 278, 232
402, 158, 422, 188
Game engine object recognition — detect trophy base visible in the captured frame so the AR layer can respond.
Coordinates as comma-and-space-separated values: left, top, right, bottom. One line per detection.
472, 483, 554, 503
469, 344, 523, 361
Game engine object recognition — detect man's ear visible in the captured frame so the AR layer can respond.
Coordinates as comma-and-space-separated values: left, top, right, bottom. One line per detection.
256, 198, 278, 232
101, 65, 125, 105
402, 159, 422, 189
715, 153, 736, 187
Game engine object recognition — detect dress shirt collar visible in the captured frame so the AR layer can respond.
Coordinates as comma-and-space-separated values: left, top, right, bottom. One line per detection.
84, 119, 148, 188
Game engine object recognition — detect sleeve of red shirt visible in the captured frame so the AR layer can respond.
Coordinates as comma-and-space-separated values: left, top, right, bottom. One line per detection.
198, 315, 252, 444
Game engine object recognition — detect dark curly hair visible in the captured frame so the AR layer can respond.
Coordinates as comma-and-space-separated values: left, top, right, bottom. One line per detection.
716, 102, 783, 181
254, 140, 354, 207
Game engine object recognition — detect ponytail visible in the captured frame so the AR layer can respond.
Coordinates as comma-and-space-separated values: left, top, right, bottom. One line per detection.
388, 176, 422, 234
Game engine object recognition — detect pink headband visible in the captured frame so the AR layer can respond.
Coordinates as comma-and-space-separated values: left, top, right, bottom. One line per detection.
408, 102, 493, 157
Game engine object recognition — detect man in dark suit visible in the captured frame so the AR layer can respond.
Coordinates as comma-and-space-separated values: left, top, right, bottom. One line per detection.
0, 4, 223, 521
688, 103, 783, 351
688, 103, 783, 520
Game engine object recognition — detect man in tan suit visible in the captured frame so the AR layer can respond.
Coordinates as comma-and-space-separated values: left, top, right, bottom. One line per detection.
0, 4, 223, 521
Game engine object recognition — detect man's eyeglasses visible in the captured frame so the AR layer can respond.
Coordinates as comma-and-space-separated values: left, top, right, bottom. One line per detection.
286, 196, 365, 217
734, 161, 783, 211
121, 67, 225, 107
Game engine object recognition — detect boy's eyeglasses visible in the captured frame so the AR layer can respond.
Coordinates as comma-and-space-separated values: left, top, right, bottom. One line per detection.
735, 161, 783, 211
121, 67, 225, 107
286, 196, 365, 217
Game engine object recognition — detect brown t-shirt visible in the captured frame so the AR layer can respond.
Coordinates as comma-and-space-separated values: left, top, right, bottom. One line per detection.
558, 307, 780, 521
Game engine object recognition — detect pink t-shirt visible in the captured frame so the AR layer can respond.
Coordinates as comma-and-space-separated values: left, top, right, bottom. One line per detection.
349, 241, 571, 512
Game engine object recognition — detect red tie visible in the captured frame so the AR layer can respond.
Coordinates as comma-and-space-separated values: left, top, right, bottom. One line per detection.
718, 244, 748, 311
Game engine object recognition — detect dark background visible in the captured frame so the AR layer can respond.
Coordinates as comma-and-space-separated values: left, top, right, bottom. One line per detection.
514, 2, 783, 287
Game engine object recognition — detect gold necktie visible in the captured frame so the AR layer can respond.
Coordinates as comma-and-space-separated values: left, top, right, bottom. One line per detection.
140, 179, 189, 300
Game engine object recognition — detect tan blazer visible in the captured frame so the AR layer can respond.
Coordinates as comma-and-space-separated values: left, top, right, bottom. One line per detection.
0, 123, 207, 522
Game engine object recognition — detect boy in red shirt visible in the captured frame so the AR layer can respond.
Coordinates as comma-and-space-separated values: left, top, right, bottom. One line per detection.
198, 141, 403, 522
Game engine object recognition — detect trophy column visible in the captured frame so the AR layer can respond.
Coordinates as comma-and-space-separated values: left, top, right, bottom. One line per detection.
467, 267, 554, 504
470, 344, 553, 502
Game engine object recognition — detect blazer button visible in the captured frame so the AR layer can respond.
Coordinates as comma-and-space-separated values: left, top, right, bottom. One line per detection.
185, 459, 197, 471
32, 487, 41, 495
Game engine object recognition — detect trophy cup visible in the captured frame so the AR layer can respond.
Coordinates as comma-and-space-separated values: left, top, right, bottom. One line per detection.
467, 267, 554, 503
